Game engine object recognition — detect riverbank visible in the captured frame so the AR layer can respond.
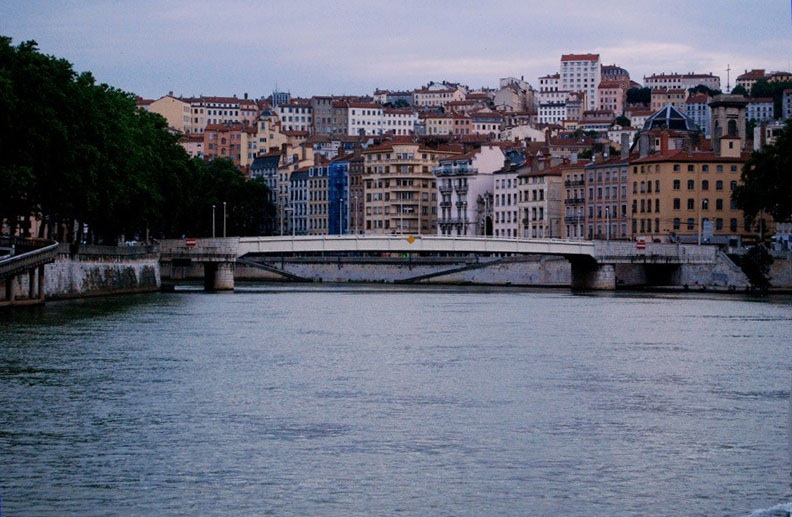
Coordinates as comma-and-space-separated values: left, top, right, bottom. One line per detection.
44, 244, 160, 300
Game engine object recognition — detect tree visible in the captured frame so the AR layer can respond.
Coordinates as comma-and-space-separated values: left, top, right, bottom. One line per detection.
626, 87, 651, 106
731, 84, 748, 96
739, 244, 774, 291
732, 119, 792, 228
615, 115, 631, 127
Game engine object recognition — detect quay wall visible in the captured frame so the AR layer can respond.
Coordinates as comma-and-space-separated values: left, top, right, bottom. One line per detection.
234, 256, 572, 286
44, 244, 160, 300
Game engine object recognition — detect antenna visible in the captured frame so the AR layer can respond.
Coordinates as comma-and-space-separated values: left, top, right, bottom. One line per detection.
725, 64, 731, 92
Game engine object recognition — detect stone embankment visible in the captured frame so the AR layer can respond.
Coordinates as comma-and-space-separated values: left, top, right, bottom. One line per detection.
45, 244, 160, 300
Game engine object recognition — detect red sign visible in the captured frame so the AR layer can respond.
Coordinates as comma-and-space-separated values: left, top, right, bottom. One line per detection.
185, 237, 197, 248
636, 238, 646, 250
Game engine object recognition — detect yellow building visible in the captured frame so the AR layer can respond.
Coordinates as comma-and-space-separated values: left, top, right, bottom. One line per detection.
147, 94, 192, 134
630, 131, 750, 244
361, 138, 461, 234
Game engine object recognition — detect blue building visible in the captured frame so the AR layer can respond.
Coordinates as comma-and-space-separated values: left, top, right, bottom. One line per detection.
328, 159, 350, 235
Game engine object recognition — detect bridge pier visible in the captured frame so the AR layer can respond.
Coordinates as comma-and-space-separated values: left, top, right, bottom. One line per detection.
203, 262, 235, 291
1, 264, 46, 306
570, 261, 617, 290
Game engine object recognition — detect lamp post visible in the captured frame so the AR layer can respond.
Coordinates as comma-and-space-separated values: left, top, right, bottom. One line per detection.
212, 204, 216, 238
578, 206, 582, 240
606, 206, 610, 241
353, 195, 359, 235
339, 198, 344, 235
284, 206, 294, 237
223, 201, 227, 237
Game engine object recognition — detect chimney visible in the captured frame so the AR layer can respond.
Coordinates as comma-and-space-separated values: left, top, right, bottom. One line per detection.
620, 133, 630, 159
660, 129, 669, 154
639, 133, 649, 158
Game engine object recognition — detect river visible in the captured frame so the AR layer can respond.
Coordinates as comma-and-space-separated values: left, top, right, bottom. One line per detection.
1, 284, 791, 516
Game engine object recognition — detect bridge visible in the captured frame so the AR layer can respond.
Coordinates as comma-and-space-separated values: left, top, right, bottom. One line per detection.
159, 235, 736, 291
0, 238, 60, 307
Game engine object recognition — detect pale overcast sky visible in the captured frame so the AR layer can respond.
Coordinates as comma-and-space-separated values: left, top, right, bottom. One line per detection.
2, 0, 791, 100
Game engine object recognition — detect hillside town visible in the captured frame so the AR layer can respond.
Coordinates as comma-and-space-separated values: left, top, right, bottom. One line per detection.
137, 54, 792, 248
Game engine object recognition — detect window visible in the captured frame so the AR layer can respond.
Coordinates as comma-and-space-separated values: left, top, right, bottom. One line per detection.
730, 180, 737, 190
673, 198, 681, 210
687, 180, 695, 190
673, 218, 681, 230
702, 165, 709, 172
673, 179, 681, 190
716, 218, 724, 230
687, 198, 695, 210
673, 164, 681, 172
716, 199, 723, 210
687, 218, 695, 230
716, 180, 723, 191
730, 218, 738, 232
702, 180, 709, 190
688, 164, 695, 172
702, 198, 709, 210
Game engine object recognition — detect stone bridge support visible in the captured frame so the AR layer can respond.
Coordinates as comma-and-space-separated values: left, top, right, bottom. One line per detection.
203, 262, 235, 291
1, 264, 46, 307
569, 258, 617, 290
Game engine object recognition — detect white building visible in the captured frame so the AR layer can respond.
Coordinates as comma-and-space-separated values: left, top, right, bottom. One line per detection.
434, 146, 506, 236
275, 101, 313, 132
643, 72, 721, 92
560, 54, 601, 111
347, 102, 383, 136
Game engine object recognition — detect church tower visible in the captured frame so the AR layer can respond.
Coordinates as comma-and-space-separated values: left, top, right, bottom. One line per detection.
709, 94, 748, 157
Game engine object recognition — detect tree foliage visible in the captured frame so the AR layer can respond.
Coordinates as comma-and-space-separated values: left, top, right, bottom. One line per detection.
626, 87, 651, 106
732, 119, 792, 227
0, 37, 274, 242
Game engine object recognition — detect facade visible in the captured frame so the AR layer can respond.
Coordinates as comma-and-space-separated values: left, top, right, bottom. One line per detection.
347, 102, 384, 136
311, 96, 336, 135
650, 88, 688, 112
189, 95, 258, 134
147, 95, 192, 133
583, 155, 629, 240
560, 53, 601, 111
644, 72, 721, 91
382, 108, 417, 136
327, 160, 349, 235
361, 138, 460, 234
434, 146, 505, 236
518, 161, 564, 239
202, 122, 256, 168
747, 98, 775, 123
685, 93, 712, 137
736, 69, 766, 93
275, 99, 313, 132
413, 82, 466, 109
784, 89, 792, 120
493, 164, 521, 238
597, 79, 628, 114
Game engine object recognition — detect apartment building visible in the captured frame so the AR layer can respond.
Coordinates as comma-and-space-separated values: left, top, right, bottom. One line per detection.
582, 154, 630, 240
747, 98, 775, 123
275, 99, 313, 132
413, 82, 467, 109
597, 79, 628, 114
629, 95, 753, 244
361, 138, 460, 234
189, 95, 258, 134
650, 88, 688, 112
518, 160, 564, 239
644, 72, 721, 92
493, 163, 521, 238
146, 94, 192, 133
202, 122, 256, 168
685, 93, 712, 137
382, 108, 417, 136
434, 145, 506, 236
560, 53, 601, 111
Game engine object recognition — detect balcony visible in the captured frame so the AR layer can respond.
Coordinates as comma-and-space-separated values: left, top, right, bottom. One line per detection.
439, 185, 453, 193
564, 179, 585, 187
564, 197, 585, 205
455, 201, 467, 208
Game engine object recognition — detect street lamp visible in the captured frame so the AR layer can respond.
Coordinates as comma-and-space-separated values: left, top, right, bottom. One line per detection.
223, 201, 227, 237
284, 206, 294, 237
212, 204, 216, 238
339, 198, 344, 235
353, 195, 359, 235
578, 206, 582, 240
606, 206, 610, 241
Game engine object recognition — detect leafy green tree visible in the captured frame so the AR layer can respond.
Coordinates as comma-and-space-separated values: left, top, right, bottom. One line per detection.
739, 244, 774, 291
615, 115, 631, 127
733, 119, 792, 228
731, 84, 748, 96
626, 87, 651, 106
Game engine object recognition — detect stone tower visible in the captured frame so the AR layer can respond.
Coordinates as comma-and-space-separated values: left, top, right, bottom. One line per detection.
709, 94, 748, 156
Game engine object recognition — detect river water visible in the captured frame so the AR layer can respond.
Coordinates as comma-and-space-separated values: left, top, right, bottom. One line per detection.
1, 284, 791, 516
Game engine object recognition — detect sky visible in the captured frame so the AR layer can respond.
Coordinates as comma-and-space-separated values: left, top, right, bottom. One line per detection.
2, 0, 791, 100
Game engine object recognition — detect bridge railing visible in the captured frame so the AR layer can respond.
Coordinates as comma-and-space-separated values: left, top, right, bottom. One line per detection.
593, 240, 719, 264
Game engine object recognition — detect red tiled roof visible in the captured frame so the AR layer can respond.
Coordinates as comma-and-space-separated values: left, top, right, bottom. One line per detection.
561, 53, 599, 62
